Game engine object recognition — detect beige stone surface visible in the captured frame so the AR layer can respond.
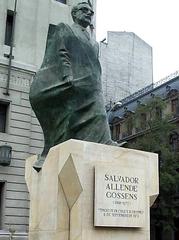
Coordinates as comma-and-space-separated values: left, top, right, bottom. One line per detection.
25, 139, 159, 240
94, 165, 146, 227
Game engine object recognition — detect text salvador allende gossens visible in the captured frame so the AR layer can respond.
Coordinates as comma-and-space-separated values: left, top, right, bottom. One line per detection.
104, 173, 140, 200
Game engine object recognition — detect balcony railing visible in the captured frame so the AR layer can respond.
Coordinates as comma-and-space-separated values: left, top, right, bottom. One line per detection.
120, 70, 179, 105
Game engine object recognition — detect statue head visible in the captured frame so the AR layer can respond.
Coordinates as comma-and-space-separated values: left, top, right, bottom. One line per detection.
71, 2, 94, 28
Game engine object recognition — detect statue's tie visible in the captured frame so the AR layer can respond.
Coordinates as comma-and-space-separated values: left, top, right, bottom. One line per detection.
83, 29, 90, 41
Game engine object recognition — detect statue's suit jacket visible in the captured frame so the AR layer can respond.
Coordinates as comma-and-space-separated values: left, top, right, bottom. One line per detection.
30, 23, 113, 157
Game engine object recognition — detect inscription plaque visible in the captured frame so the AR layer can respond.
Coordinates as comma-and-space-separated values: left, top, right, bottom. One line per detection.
94, 165, 146, 227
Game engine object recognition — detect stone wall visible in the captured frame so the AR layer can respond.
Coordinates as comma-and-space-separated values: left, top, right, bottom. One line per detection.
100, 31, 153, 105
0, 64, 43, 238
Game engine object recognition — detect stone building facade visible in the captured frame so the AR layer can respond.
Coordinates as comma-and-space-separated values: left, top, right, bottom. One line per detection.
100, 31, 153, 105
109, 71, 179, 143
0, 0, 96, 239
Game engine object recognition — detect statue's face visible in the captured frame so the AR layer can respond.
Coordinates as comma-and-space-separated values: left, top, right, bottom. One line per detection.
74, 4, 94, 28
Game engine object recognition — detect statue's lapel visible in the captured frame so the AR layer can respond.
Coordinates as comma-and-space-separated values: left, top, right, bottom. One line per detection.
71, 24, 93, 46
70, 24, 99, 60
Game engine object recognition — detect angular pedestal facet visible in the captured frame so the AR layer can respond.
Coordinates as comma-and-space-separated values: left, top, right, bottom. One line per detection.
25, 139, 159, 240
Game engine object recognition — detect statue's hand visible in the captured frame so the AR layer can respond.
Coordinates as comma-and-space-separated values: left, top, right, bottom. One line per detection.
63, 75, 73, 86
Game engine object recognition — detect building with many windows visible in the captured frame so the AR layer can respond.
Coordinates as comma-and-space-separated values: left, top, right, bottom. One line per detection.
109, 72, 179, 240
109, 71, 179, 144
0, 0, 96, 239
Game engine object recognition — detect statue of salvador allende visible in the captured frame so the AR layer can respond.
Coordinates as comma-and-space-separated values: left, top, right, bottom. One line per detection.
29, 0, 122, 172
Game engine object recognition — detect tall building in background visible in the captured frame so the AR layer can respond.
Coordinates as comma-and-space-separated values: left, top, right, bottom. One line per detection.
100, 31, 153, 105
0, 0, 96, 239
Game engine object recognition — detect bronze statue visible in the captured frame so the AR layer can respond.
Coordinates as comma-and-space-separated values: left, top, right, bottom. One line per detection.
29, 1, 118, 171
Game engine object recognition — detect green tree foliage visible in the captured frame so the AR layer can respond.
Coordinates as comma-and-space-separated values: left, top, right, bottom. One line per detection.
126, 96, 179, 231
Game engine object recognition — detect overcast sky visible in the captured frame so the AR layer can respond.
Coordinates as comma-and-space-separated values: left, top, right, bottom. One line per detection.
96, 0, 179, 83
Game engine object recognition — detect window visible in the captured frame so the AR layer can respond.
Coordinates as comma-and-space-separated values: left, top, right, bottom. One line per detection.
0, 182, 5, 229
126, 121, 133, 136
55, 0, 66, 4
112, 123, 120, 141
170, 133, 179, 152
111, 117, 121, 141
0, 102, 9, 133
4, 10, 14, 46
155, 107, 162, 119
140, 113, 147, 130
171, 98, 179, 115
174, 218, 179, 240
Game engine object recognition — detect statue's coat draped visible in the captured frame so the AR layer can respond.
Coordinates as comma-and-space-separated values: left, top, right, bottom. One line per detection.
30, 23, 113, 158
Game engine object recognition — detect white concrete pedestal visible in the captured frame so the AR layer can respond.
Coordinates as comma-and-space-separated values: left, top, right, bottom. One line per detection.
25, 139, 159, 240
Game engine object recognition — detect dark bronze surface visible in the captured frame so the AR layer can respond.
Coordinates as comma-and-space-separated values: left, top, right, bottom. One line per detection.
29, 2, 117, 171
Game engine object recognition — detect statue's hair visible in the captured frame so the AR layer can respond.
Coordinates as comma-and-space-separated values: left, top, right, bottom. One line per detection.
71, 1, 93, 21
